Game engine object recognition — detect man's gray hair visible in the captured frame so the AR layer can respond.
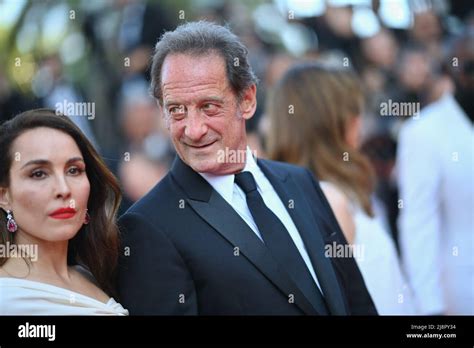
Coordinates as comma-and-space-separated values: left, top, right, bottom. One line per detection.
150, 21, 258, 105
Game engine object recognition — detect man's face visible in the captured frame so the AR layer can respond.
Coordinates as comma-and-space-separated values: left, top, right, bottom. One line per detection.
160, 53, 256, 175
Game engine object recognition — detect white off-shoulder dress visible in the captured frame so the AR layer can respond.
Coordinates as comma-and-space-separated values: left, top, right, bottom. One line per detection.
0, 278, 128, 315
320, 181, 416, 315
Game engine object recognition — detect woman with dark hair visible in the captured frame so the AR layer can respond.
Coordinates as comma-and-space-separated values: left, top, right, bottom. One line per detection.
266, 63, 416, 315
0, 109, 128, 315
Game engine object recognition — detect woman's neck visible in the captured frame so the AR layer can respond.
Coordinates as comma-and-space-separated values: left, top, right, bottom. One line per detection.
6, 231, 71, 283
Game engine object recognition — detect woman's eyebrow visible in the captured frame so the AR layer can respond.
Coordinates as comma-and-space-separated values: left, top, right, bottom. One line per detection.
21, 159, 50, 169
66, 157, 85, 164
21, 157, 84, 169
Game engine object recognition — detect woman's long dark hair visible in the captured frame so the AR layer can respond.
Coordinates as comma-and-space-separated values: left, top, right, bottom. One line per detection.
0, 109, 122, 296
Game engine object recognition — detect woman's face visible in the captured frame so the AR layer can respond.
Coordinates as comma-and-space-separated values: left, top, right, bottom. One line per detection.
0, 127, 90, 243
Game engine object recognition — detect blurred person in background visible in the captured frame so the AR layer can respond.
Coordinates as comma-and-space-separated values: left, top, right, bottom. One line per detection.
117, 85, 173, 212
0, 68, 41, 123
360, 135, 400, 251
266, 63, 416, 315
397, 28, 474, 315
358, 29, 400, 137
391, 44, 433, 111
410, 8, 444, 63
32, 55, 99, 149
360, 29, 399, 73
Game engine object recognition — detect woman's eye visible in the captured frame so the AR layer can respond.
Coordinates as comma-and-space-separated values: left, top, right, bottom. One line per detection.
68, 167, 84, 175
30, 170, 46, 179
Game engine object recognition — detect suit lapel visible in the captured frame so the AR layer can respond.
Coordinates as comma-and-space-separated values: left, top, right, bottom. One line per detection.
257, 159, 349, 315
170, 156, 318, 315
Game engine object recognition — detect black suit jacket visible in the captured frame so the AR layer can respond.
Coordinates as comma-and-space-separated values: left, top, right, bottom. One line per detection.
117, 156, 377, 315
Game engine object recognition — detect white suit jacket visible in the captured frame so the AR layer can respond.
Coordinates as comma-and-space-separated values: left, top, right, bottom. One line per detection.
397, 93, 474, 314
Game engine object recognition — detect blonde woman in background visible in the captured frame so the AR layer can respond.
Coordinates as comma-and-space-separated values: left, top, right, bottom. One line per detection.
266, 63, 416, 315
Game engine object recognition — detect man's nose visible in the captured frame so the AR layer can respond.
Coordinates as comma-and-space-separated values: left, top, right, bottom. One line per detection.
184, 111, 208, 141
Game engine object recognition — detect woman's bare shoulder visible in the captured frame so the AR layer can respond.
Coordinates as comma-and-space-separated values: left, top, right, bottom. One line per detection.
320, 181, 351, 207
319, 181, 356, 243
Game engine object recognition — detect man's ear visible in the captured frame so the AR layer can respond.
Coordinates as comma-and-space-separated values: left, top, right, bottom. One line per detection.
0, 187, 11, 211
239, 84, 257, 120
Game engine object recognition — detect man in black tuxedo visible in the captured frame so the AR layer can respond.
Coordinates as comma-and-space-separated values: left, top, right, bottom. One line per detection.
117, 21, 377, 315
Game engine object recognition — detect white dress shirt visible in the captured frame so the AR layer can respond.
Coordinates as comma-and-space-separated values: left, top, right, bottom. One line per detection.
200, 147, 323, 292
397, 93, 474, 314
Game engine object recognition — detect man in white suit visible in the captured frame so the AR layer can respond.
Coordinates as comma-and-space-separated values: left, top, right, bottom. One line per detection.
397, 31, 474, 315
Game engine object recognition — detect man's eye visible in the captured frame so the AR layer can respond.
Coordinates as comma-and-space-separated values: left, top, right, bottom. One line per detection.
169, 105, 185, 115
202, 103, 218, 113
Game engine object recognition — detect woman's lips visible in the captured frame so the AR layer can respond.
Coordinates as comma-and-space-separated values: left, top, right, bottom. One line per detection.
49, 208, 77, 220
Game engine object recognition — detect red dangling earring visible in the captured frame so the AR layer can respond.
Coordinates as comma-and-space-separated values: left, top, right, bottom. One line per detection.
84, 210, 90, 225
6, 210, 18, 233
